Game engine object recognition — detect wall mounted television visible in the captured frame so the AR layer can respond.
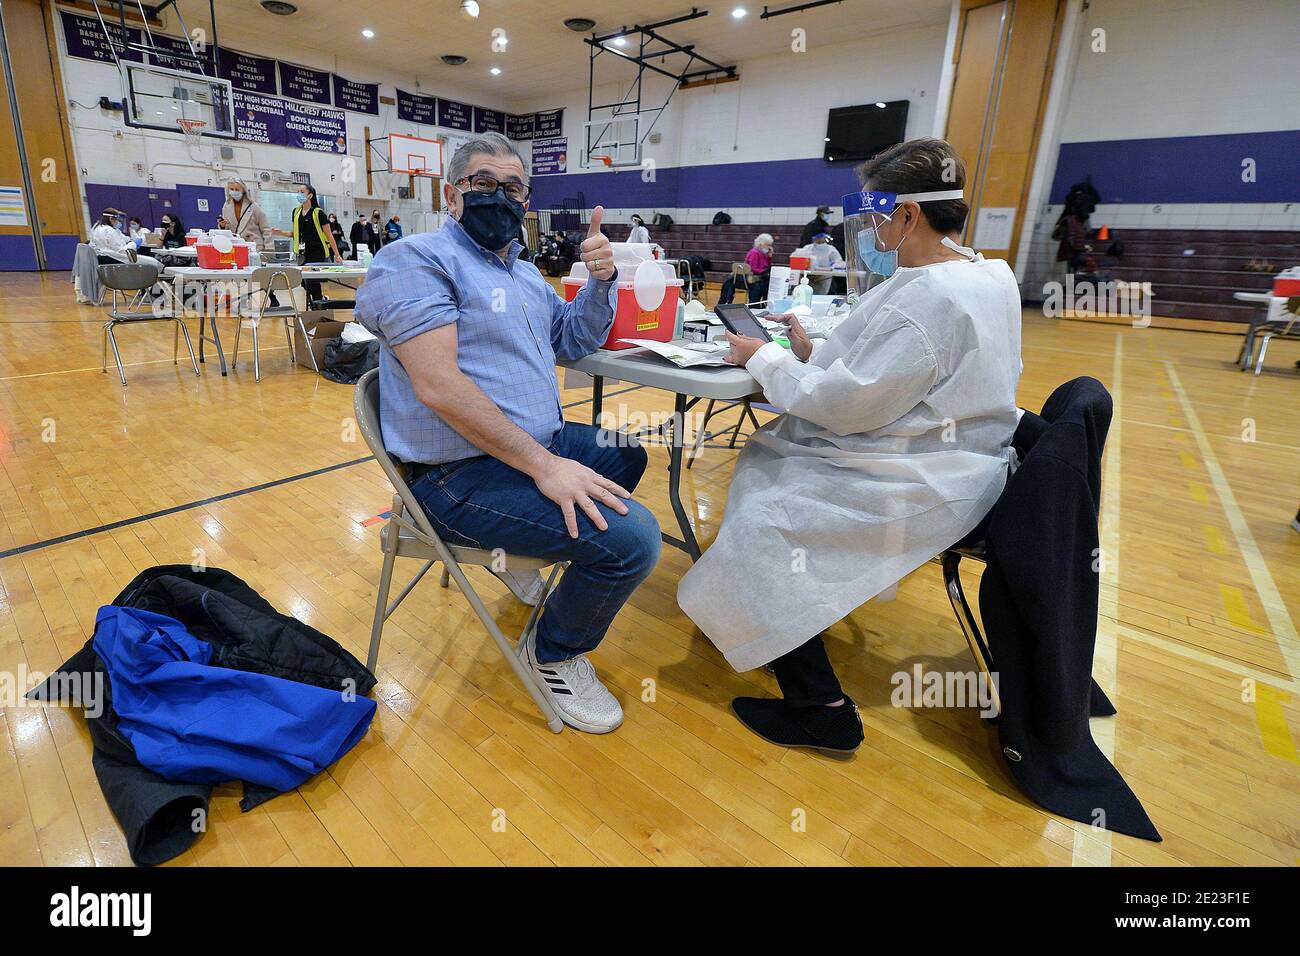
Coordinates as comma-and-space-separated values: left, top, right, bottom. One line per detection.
824, 100, 910, 163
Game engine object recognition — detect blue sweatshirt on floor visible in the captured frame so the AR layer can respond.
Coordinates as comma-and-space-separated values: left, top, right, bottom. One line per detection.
92, 605, 375, 791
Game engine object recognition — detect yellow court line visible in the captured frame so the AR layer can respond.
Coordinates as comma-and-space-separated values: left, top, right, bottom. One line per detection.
1073, 332, 1122, 867
1201, 525, 1227, 555
1254, 685, 1300, 764
1165, 362, 1300, 680
1220, 584, 1266, 633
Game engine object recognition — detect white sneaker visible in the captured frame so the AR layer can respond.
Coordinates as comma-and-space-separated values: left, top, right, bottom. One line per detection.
523, 637, 623, 734
493, 567, 546, 606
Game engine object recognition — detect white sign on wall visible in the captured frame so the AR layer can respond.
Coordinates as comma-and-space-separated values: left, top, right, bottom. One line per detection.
0, 186, 28, 227
973, 206, 1016, 250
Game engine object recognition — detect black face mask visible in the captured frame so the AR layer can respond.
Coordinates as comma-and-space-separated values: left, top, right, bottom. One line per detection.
458, 189, 524, 251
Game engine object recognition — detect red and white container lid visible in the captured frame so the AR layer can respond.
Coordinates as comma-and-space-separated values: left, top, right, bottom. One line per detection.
1273, 267, 1300, 298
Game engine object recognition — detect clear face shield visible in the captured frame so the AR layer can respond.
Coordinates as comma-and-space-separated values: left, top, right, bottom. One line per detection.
842, 188, 968, 293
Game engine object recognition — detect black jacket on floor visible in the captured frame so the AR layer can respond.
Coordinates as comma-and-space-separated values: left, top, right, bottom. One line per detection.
977, 377, 1160, 841
29, 566, 377, 865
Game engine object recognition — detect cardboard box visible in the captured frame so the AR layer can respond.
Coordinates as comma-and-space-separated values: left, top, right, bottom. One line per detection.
292, 311, 349, 370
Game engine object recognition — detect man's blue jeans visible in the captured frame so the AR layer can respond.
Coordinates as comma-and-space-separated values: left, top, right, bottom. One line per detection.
409, 422, 661, 664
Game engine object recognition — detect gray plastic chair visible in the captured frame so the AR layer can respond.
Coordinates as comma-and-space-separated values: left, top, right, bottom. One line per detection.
353, 368, 566, 733
98, 260, 199, 387
231, 266, 314, 380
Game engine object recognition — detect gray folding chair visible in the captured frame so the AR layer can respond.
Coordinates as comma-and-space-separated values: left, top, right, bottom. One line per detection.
231, 266, 315, 380
353, 368, 567, 733
98, 261, 199, 387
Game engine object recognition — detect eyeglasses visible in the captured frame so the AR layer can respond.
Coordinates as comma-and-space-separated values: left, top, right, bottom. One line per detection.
456, 173, 531, 203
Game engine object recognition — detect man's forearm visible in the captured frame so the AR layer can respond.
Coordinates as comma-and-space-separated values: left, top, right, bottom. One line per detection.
422, 370, 552, 477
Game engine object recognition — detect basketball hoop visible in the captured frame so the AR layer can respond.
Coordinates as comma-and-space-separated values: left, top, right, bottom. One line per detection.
592, 154, 613, 168
177, 117, 207, 152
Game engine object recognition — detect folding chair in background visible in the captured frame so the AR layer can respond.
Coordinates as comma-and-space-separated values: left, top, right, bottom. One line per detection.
97, 261, 199, 387
353, 368, 567, 733
231, 266, 314, 380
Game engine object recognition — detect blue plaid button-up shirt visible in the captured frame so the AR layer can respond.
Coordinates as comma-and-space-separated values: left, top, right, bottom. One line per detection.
355, 218, 618, 465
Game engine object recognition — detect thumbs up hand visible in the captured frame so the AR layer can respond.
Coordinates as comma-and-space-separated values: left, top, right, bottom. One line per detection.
579, 205, 616, 281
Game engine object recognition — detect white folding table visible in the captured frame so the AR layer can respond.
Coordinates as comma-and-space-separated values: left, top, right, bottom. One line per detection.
559, 348, 762, 559
161, 264, 368, 376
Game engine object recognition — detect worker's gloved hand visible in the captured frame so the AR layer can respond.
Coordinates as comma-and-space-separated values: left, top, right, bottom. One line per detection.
773, 313, 813, 362
580, 206, 616, 281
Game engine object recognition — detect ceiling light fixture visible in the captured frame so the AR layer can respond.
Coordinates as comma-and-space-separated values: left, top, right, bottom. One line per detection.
875, 102, 886, 108
461, 0, 480, 19
490, 66, 501, 75
613, 34, 627, 46
441, 54, 468, 65
732, 7, 747, 18
259, 0, 297, 14
361, 28, 374, 38
564, 17, 596, 32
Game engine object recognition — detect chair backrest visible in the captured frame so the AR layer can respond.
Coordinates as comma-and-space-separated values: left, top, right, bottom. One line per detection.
251, 266, 302, 292
353, 367, 442, 541
97, 260, 163, 292
732, 262, 752, 277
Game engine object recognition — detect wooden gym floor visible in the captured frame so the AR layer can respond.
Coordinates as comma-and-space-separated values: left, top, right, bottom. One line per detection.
0, 270, 1297, 867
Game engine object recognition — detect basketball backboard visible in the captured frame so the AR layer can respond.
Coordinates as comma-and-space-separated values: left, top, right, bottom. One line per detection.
389, 134, 442, 177
120, 62, 236, 138
581, 115, 642, 169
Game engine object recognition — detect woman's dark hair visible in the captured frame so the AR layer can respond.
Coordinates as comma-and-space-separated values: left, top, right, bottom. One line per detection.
857, 137, 968, 234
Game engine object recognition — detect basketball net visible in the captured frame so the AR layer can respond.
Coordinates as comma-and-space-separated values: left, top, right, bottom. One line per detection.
177, 118, 207, 154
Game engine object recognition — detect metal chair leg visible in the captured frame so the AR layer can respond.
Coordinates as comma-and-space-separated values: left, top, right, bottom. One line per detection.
1254, 334, 1272, 375
173, 320, 179, 364
176, 319, 200, 376
231, 318, 243, 369
101, 323, 108, 374
440, 567, 450, 588
941, 551, 1000, 719
251, 321, 261, 382
686, 399, 716, 469
106, 322, 128, 387
296, 315, 320, 373
366, 539, 399, 672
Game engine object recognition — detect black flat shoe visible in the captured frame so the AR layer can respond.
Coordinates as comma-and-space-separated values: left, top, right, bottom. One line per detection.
731, 695, 864, 754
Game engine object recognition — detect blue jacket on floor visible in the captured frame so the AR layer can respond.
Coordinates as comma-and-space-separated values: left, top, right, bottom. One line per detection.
92, 605, 376, 792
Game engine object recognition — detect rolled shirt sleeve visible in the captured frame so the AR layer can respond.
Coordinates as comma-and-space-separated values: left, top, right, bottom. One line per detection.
354, 240, 461, 347
548, 270, 620, 360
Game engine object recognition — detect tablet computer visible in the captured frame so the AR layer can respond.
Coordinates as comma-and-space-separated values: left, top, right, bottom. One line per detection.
714, 304, 772, 342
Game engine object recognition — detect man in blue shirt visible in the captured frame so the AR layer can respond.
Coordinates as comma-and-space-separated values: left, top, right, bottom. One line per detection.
355, 133, 660, 734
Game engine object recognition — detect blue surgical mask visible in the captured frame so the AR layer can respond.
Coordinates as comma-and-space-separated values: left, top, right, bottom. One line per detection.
857, 227, 900, 278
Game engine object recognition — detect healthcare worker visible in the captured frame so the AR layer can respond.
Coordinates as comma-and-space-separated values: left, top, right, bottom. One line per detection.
807, 231, 844, 293
628, 214, 650, 245
677, 138, 1022, 754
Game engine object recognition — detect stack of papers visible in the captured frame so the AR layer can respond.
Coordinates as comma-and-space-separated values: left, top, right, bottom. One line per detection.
618, 339, 732, 367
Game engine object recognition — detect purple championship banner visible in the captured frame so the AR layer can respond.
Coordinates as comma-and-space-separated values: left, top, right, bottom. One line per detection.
232, 91, 286, 146
436, 97, 472, 130
218, 48, 278, 95
284, 101, 347, 153
507, 113, 536, 140
332, 75, 379, 115
60, 10, 143, 63
397, 88, 439, 125
278, 62, 333, 105
531, 137, 568, 175
147, 34, 214, 74
534, 109, 563, 137
473, 106, 506, 134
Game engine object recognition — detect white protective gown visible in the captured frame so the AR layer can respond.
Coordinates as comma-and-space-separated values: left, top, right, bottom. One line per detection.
678, 254, 1023, 672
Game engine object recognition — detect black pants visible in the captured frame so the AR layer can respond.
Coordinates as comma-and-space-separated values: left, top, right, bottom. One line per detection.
769, 634, 844, 708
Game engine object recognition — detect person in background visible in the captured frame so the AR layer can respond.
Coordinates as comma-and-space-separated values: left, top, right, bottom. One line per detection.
807, 231, 844, 293
829, 220, 848, 295
349, 212, 370, 260
628, 214, 650, 245
371, 210, 385, 244
328, 212, 348, 256
90, 208, 151, 264
385, 215, 403, 245
745, 232, 775, 303
799, 205, 832, 248
217, 177, 279, 252
355, 133, 660, 735
678, 138, 1021, 754
127, 217, 147, 241
292, 184, 343, 304
1054, 179, 1099, 275
159, 214, 187, 248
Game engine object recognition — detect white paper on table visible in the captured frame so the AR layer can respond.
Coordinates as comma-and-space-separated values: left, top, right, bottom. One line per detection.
618, 339, 732, 367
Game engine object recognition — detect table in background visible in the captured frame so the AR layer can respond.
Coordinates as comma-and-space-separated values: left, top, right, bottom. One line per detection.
161, 265, 368, 376
560, 348, 760, 559
1232, 291, 1289, 370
